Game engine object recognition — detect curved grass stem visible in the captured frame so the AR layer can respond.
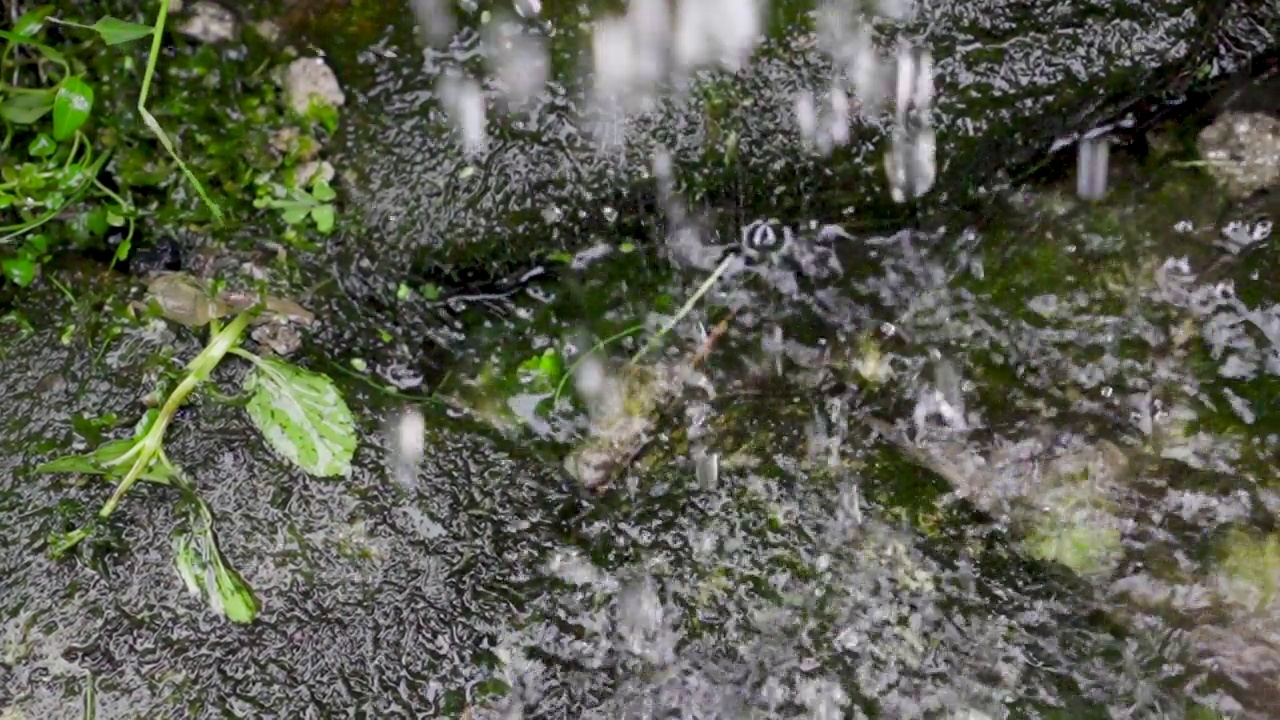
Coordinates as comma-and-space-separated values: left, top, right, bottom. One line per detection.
136, 0, 223, 223
630, 254, 736, 365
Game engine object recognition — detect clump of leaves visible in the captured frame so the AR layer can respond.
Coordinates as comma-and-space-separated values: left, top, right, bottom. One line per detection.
38, 304, 358, 623
1, 10, 126, 280
0, 1, 222, 288
254, 178, 337, 235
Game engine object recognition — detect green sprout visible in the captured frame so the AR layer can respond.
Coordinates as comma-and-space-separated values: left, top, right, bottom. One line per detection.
38, 302, 359, 623
255, 178, 337, 234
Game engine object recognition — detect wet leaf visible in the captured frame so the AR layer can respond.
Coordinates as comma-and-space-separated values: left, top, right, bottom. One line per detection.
2, 257, 37, 287
92, 16, 155, 45
173, 501, 259, 624
36, 438, 172, 484
13, 5, 55, 38
0, 91, 55, 125
310, 204, 335, 233
243, 357, 356, 477
27, 133, 56, 157
53, 77, 94, 140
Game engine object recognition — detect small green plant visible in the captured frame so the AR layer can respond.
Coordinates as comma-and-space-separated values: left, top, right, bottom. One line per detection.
56, 1, 223, 220
38, 307, 358, 623
1, 10, 130, 274
1, 1, 224, 286
254, 178, 337, 234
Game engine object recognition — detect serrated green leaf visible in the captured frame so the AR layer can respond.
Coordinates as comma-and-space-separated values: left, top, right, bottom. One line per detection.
92, 16, 155, 45
0, 91, 55, 125
243, 357, 356, 477
53, 77, 94, 140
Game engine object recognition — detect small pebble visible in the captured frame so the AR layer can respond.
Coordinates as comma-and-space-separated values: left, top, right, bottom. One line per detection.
284, 57, 346, 115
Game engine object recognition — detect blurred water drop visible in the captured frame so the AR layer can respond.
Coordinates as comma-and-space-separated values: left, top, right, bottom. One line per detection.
885, 43, 936, 202
695, 451, 719, 488
409, 0, 454, 45
483, 18, 549, 111
616, 576, 676, 665
573, 353, 624, 421
512, 0, 540, 18
673, 0, 763, 73
1076, 135, 1110, 201
390, 408, 425, 486
438, 72, 488, 153
796, 90, 819, 147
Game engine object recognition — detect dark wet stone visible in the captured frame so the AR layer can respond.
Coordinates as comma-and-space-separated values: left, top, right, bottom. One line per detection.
322, 0, 1278, 285
123, 235, 184, 277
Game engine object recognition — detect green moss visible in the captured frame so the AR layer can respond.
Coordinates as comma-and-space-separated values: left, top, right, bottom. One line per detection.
1026, 517, 1122, 576
1217, 528, 1280, 608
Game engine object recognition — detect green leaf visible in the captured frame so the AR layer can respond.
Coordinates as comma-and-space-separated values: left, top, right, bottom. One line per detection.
0, 91, 55, 125
53, 77, 94, 140
310, 180, 336, 202
85, 206, 110, 236
36, 438, 172, 484
280, 206, 308, 225
0, 29, 67, 64
173, 501, 259, 624
310, 204, 335, 233
23, 234, 49, 257
13, 6, 55, 38
1, 257, 37, 287
27, 133, 56, 157
243, 357, 357, 477
92, 16, 155, 45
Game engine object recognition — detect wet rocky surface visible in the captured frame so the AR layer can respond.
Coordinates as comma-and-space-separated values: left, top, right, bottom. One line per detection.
4, 1, 1280, 718
316, 0, 1277, 283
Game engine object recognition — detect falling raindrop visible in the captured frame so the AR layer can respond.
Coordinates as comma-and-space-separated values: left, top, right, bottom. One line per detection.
438, 72, 488, 153
390, 408, 425, 486
1076, 134, 1110, 201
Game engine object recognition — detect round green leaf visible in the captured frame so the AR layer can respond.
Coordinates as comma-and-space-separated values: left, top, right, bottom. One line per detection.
27, 133, 56, 157
310, 204, 335, 234
52, 77, 95, 141
310, 180, 336, 202
2, 257, 38, 287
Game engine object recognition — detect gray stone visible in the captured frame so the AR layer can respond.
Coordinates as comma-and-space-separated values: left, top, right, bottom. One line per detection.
176, 1, 238, 44
1197, 111, 1280, 199
284, 57, 346, 116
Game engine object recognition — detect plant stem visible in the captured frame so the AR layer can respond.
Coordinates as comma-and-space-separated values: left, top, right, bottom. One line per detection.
97, 311, 254, 519
136, 0, 223, 223
630, 254, 737, 364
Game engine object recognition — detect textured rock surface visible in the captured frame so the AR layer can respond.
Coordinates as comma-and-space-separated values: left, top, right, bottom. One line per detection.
322, 0, 1279, 278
